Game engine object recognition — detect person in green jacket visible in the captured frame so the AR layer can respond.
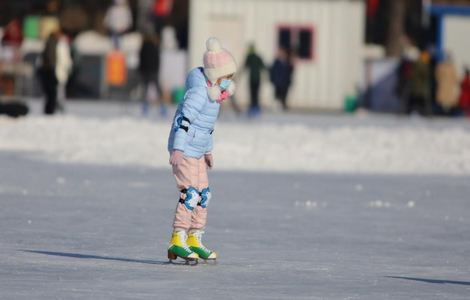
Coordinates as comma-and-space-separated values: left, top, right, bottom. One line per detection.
244, 43, 265, 117
408, 51, 432, 116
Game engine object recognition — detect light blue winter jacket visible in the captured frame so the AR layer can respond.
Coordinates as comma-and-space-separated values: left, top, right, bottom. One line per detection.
167, 67, 220, 158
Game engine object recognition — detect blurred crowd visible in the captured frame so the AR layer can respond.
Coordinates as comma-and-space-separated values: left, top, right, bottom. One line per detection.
396, 40, 470, 117
1, 0, 468, 119
0, 0, 185, 117
0, 0, 298, 119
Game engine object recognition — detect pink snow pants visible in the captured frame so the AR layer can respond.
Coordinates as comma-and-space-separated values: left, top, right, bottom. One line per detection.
172, 156, 209, 231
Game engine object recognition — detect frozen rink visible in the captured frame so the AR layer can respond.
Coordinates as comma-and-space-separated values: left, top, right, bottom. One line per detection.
1, 100, 470, 299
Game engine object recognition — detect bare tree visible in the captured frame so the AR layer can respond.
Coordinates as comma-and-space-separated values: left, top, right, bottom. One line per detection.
386, 0, 407, 57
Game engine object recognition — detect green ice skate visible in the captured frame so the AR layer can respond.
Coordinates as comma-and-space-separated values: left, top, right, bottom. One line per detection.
168, 231, 199, 263
187, 230, 217, 260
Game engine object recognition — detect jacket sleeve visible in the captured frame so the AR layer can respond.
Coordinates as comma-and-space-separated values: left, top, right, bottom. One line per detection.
172, 86, 207, 151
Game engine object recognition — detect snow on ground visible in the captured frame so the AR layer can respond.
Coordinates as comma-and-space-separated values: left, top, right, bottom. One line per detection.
1, 101, 470, 175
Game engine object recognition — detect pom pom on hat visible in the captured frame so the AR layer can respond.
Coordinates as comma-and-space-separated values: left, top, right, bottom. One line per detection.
203, 37, 237, 82
206, 37, 222, 52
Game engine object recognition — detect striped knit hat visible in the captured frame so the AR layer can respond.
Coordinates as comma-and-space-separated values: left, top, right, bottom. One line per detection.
203, 37, 237, 82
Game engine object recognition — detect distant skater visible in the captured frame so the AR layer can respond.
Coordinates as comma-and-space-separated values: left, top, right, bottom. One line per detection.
39, 32, 59, 115
138, 32, 166, 117
270, 47, 294, 111
244, 43, 265, 117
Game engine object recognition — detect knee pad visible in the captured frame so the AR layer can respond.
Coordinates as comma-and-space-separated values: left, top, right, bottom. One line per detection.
179, 187, 200, 211
199, 187, 212, 208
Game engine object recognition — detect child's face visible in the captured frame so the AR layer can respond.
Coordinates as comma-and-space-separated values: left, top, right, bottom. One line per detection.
216, 74, 234, 85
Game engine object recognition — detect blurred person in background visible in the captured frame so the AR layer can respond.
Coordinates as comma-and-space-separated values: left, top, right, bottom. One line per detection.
55, 31, 72, 113
104, 0, 133, 49
244, 43, 265, 117
0, 18, 28, 118
459, 67, 470, 118
153, 0, 173, 37
270, 47, 294, 111
39, 32, 59, 115
167, 37, 237, 263
407, 51, 432, 116
396, 37, 419, 114
0, 18, 23, 96
435, 54, 459, 116
138, 31, 166, 117
396, 54, 415, 114
1, 18, 23, 47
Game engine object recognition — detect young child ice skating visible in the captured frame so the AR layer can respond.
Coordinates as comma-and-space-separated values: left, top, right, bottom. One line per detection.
167, 37, 237, 263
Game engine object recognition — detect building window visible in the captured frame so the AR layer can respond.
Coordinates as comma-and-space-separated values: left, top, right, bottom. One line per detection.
277, 25, 315, 61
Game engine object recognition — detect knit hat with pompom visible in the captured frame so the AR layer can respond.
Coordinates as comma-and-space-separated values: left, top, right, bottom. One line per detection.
203, 37, 237, 82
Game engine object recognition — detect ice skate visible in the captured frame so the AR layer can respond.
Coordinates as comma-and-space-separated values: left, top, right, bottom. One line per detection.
168, 231, 199, 265
187, 230, 217, 262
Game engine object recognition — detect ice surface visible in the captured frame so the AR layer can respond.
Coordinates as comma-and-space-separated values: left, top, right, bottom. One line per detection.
0, 101, 469, 299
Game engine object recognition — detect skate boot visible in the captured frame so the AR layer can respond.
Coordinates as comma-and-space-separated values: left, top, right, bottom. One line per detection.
168, 231, 199, 264
187, 230, 217, 260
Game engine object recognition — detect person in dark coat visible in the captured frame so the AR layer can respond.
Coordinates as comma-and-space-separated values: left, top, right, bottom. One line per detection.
244, 43, 265, 117
270, 47, 294, 111
39, 32, 59, 115
396, 53, 415, 114
138, 32, 165, 116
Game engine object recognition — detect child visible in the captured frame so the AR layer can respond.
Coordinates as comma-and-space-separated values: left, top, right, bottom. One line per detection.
167, 37, 237, 262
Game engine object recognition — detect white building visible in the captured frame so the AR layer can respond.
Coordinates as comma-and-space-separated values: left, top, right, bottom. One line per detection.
188, 0, 365, 110
430, 4, 470, 76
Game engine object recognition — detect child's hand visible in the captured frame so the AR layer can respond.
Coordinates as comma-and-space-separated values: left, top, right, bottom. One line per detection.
169, 150, 184, 167
204, 153, 213, 169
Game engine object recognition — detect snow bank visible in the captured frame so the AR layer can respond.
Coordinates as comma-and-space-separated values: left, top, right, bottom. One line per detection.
1, 115, 470, 175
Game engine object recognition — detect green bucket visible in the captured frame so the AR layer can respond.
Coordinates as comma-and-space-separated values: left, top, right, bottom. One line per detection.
343, 95, 358, 113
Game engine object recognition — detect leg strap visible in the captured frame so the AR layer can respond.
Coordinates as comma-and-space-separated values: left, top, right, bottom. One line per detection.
175, 114, 190, 132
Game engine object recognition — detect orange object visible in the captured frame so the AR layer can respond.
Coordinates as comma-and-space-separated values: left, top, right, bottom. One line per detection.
106, 50, 127, 86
